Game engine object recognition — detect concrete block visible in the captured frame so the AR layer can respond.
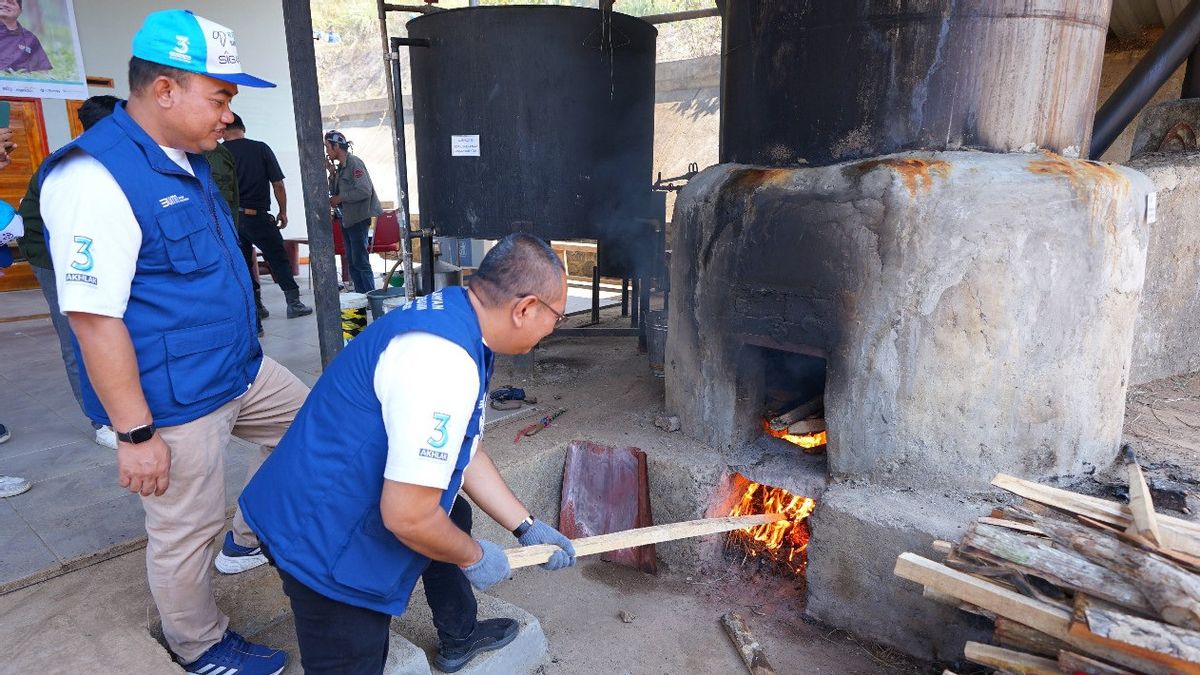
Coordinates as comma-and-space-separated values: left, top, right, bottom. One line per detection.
805, 482, 993, 662
668, 151, 1153, 489
393, 583, 547, 675
1124, 152, 1200, 384
384, 632, 433, 675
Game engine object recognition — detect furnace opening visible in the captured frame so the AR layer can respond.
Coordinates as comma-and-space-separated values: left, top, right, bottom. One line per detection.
758, 347, 827, 453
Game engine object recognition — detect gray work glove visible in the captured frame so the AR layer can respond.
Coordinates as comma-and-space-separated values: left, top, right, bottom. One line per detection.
462, 539, 510, 590
518, 520, 577, 571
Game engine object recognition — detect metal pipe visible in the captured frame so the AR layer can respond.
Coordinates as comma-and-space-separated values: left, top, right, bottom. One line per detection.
641, 8, 718, 25
1091, 0, 1200, 158
1184, 42, 1200, 98
386, 34, 418, 302
382, 3, 435, 14
282, 0, 343, 367
591, 266, 601, 324
420, 232, 435, 296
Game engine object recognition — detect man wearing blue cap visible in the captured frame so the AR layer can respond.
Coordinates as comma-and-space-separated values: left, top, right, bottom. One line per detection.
39, 10, 302, 675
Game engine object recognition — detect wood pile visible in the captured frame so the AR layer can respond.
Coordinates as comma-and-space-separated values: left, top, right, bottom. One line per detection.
893, 453, 1200, 674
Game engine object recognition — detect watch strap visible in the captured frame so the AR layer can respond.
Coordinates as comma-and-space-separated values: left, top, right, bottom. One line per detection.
117, 423, 157, 444
512, 516, 535, 538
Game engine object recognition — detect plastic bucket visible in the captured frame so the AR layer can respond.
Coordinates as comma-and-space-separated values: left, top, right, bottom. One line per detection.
340, 293, 368, 344
382, 295, 408, 314
646, 310, 667, 377
366, 285, 406, 320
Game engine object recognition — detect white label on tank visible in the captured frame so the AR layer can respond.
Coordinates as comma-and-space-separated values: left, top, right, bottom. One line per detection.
451, 135, 480, 157
1146, 192, 1157, 224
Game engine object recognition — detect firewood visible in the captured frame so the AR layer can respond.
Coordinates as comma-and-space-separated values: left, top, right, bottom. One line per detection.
960, 523, 1152, 614
894, 553, 1175, 674
964, 642, 1059, 674
1070, 596, 1200, 674
720, 611, 776, 675
977, 516, 1047, 536
994, 617, 1072, 658
1077, 515, 1200, 574
991, 474, 1200, 557
767, 395, 822, 429
1024, 513, 1200, 630
1057, 650, 1135, 674
924, 586, 995, 618
931, 539, 954, 555
1123, 445, 1164, 547
785, 417, 825, 435
505, 513, 784, 569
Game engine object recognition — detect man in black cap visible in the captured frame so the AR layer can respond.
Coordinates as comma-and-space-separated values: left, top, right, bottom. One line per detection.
224, 113, 312, 320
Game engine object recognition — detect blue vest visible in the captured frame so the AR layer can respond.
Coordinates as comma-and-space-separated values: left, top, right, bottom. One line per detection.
240, 287, 492, 615
39, 104, 260, 427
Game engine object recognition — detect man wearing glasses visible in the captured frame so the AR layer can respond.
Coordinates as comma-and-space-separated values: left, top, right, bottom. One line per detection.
239, 233, 576, 674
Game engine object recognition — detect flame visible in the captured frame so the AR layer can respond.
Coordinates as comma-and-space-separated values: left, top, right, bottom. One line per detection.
762, 419, 827, 451
726, 481, 816, 576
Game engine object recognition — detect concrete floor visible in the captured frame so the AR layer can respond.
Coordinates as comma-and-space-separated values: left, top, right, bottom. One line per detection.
7, 275, 1195, 673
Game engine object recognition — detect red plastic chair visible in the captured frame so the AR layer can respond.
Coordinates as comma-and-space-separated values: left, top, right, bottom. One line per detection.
331, 210, 402, 283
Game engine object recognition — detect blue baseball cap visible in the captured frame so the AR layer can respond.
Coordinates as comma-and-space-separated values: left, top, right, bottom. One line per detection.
132, 10, 275, 88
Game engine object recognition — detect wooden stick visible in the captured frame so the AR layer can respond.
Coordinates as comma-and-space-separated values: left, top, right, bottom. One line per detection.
977, 516, 1046, 536
991, 474, 1200, 557
1124, 445, 1164, 548
768, 395, 822, 429
964, 642, 1059, 675
720, 611, 777, 675
505, 513, 785, 570
1070, 598, 1200, 674
785, 418, 825, 435
1057, 650, 1135, 675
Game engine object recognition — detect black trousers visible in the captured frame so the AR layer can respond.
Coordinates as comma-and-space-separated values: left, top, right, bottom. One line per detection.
276, 498, 478, 675
238, 211, 299, 294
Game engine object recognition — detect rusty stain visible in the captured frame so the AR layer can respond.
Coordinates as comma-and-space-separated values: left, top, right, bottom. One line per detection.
731, 167, 795, 192
856, 158, 950, 196
1026, 150, 1123, 189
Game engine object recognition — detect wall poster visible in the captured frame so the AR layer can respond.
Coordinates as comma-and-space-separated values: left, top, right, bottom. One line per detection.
0, 0, 86, 99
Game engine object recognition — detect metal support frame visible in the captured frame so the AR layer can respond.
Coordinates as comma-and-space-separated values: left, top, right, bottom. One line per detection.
283, 0, 342, 367
1091, 0, 1200, 158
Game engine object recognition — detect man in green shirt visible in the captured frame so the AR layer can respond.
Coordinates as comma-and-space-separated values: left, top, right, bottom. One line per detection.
17, 95, 121, 449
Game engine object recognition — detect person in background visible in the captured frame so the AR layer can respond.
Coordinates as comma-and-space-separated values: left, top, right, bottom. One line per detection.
0, 0, 50, 72
203, 129, 252, 335
223, 113, 311, 323
18, 95, 122, 448
240, 234, 577, 674
325, 129, 381, 294
40, 10, 306, 674
0, 121, 29, 496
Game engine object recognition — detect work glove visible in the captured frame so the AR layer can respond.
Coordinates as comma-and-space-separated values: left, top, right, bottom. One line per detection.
462, 539, 510, 591
518, 520, 577, 571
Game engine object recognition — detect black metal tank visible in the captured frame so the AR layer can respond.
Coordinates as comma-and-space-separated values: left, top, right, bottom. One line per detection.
720, 1, 1111, 167
405, 6, 657, 242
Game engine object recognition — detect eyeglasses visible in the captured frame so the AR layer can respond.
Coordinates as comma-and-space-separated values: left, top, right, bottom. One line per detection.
532, 296, 568, 326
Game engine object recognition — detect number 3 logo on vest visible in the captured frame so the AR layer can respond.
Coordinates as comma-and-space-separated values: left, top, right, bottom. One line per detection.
428, 412, 450, 449
71, 236, 94, 272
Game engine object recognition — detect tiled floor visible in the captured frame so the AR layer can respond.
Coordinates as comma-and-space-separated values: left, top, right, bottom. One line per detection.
0, 280, 320, 590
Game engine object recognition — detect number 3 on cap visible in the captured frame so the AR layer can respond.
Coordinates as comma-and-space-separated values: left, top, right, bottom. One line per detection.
428, 412, 450, 449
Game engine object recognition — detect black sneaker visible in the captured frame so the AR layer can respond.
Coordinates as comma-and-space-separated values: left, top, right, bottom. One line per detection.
433, 618, 519, 673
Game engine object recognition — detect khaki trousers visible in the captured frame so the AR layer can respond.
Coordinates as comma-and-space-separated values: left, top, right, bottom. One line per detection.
144, 356, 308, 663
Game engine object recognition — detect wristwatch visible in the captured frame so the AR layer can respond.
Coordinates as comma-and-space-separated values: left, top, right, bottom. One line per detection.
512, 515, 535, 538
117, 423, 157, 444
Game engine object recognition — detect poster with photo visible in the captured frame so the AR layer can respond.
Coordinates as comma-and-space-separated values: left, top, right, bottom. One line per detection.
0, 0, 86, 99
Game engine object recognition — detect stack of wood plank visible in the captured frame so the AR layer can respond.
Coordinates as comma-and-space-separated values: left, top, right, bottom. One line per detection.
894, 465, 1200, 674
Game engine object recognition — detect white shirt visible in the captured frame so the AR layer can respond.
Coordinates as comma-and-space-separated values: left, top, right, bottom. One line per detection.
374, 331, 481, 488
43, 147, 194, 318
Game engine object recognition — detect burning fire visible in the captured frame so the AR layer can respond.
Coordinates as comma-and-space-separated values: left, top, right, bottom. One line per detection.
762, 419, 827, 451
726, 481, 816, 576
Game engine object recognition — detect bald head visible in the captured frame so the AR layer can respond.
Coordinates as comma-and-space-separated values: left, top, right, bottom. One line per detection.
468, 233, 565, 306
